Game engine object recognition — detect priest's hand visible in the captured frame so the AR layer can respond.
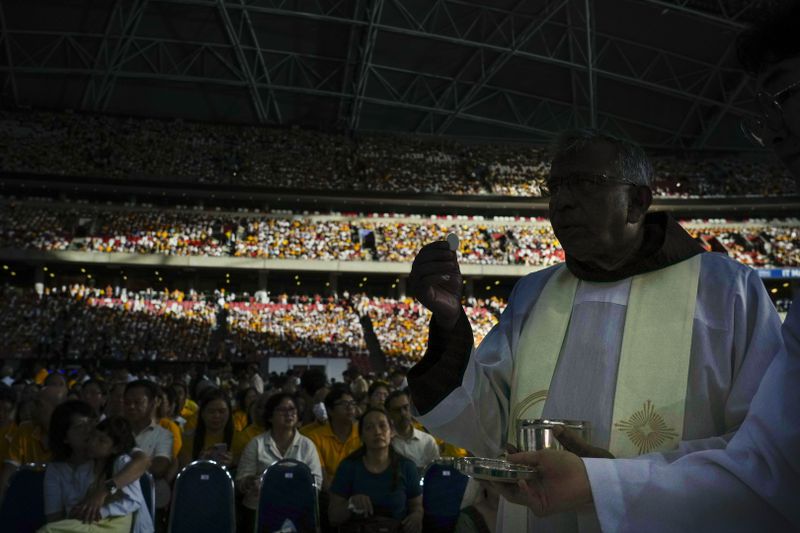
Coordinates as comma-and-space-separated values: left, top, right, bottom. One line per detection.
553, 425, 615, 458
409, 241, 463, 330
488, 449, 593, 516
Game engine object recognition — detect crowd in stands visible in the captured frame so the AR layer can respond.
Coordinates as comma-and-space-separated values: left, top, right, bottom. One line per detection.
2, 109, 796, 198
2, 199, 798, 268
0, 358, 483, 532
0, 285, 504, 363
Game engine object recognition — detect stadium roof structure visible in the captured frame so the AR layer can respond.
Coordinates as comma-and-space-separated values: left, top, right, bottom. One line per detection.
0, 0, 778, 151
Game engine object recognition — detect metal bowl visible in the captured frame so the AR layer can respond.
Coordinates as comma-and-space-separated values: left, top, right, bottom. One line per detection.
517, 419, 589, 452
454, 457, 538, 483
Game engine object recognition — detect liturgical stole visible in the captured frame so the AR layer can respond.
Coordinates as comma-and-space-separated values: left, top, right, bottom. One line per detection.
502, 255, 701, 531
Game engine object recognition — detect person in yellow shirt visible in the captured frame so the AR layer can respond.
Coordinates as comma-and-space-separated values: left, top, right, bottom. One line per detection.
0, 386, 65, 503
156, 387, 182, 459
305, 386, 361, 491
233, 387, 258, 433
178, 389, 246, 470
0, 387, 18, 464
171, 382, 198, 431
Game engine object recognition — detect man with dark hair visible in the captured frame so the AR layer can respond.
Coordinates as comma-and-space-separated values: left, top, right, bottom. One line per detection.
306, 384, 361, 490
124, 380, 173, 482
407, 127, 783, 531
485, 3, 800, 531
385, 390, 439, 471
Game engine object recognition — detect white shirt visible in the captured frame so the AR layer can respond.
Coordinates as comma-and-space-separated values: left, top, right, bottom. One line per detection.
236, 429, 323, 510
43, 455, 154, 533
414, 253, 783, 533
583, 299, 799, 532
133, 422, 173, 460
391, 427, 440, 471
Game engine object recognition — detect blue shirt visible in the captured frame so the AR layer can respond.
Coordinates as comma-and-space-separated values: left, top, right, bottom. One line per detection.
330, 453, 421, 520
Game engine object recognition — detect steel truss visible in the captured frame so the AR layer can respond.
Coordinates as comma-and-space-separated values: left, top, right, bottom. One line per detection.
0, 0, 760, 150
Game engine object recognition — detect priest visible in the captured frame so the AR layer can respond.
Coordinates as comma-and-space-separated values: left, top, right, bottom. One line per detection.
486, 3, 800, 531
406, 129, 784, 532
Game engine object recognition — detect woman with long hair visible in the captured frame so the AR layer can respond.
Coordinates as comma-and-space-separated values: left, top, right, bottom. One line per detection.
178, 388, 243, 469
328, 407, 423, 533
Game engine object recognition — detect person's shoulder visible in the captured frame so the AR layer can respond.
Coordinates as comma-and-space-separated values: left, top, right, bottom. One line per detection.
699, 251, 755, 278
511, 264, 564, 300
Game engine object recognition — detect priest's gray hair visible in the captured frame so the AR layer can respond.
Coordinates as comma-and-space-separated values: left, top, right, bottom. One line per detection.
550, 129, 654, 188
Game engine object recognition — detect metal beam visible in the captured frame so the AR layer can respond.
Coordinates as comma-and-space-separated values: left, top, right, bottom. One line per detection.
435, 0, 569, 134
349, 0, 385, 132
0, 2, 18, 105
669, 40, 737, 146
584, 0, 596, 128
633, 0, 747, 29
204, 3, 748, 109
412, 0, 530, 133
217, 0, 268, 123
693, 73, 750, 149
85, 0, 150, 111
239, 0, 282, 123
337, 0, 366, 129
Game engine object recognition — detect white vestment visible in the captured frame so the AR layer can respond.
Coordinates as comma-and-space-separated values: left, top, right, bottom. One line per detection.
413, 253, 783, 533
583, 298, 799, 532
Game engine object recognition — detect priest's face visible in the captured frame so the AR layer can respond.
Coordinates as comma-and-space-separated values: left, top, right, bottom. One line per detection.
548, 140, 645, 268
754, 57, 800, 187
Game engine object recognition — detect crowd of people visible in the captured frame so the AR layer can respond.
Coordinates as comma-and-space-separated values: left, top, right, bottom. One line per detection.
0, 359, 472, 532
2, 199, 798, 268
2, 109, 796, 197
0, 285, 504, 364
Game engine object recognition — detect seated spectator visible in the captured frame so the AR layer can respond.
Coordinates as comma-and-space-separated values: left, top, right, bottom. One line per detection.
178, 388, 245, 470
385, 390, 439, 472
0, 385, 65, 503
0, 386, 17, 464
123, 379, 173, 513
232, 387, 258, 432
155, 387, 182, 460
236, 393, 322, 533
40, 410, 152, 533
366, 381, 391, 410
79, 380, 107, 421
305, 385, 361, 491
328, 407, 423, 532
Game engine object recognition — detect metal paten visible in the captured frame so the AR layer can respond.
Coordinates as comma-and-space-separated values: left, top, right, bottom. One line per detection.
517, 419, 590, 452
454, 457, 538, 483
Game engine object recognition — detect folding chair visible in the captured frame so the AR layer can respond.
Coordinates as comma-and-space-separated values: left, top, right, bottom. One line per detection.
139, 471, 156, 525
168, 460, 236, 533
256, 458, 319, 533
422, 458, 469, 533
0, 463, 47, 533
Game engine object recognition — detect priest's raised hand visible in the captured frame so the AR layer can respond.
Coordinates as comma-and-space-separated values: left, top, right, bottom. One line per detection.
408, 241, 463, 331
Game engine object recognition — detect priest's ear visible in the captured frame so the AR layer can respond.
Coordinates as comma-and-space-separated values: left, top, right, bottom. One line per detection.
626, 185, 652, 224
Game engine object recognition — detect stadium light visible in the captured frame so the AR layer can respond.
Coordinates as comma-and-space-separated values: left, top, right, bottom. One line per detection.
43, 267, 48, 271
1, 265, 7, 270
80, 268, 86, 273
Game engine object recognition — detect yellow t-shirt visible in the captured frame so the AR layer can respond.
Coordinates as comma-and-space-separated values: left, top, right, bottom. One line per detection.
181, 399, 199, 432
0, 422, 18, 464
305, 423, 361, 481
159, 418, 182, 459
179, 430, 248, 465
34, 369, 49, 386
299, 421, 324, 437
6, 421, 50, 465
232, 410, 249, 433
238, 423, 264, 451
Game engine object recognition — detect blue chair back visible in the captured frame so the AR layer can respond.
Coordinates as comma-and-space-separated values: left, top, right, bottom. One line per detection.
168, 460, 235, 533
257, 459, 318, 533
422, 459, 469, 533
0, 463, 47, 533
139, 471, 156, 524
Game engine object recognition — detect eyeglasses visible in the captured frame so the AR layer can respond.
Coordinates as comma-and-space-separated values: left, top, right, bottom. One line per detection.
334, 400, 358, 409
741, 79, 800, 147
543, 172, 639, 197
